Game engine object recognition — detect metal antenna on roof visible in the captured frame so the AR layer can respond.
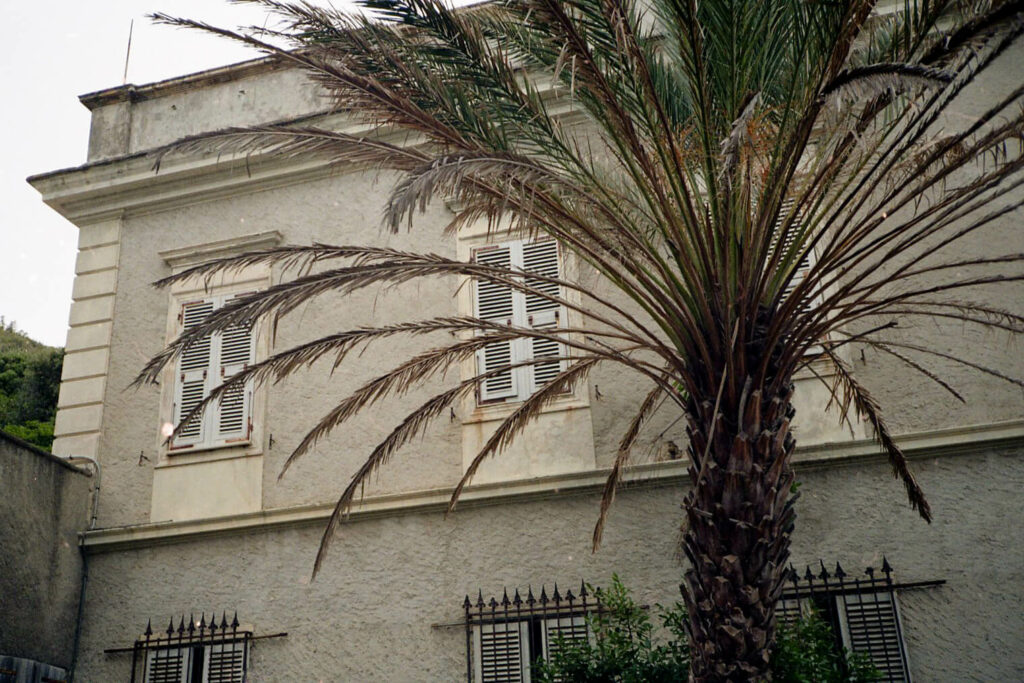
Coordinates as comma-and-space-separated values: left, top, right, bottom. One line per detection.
123, 19, 134, 85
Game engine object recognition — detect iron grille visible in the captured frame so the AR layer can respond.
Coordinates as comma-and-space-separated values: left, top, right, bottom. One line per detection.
779, 558, 936, 683
464, 582, 600, 683
128, 612, 251, 683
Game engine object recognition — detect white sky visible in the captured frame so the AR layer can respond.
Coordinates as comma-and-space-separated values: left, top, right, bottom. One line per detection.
0, 1, 353, 346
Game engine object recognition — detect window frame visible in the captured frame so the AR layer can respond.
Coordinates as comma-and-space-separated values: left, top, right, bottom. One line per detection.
157, 274, 270, 464
168, 293, 257, 453
470, 238, 570, 406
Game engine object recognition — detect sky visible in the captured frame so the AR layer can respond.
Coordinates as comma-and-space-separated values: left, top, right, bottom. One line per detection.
0, 1, 352, 347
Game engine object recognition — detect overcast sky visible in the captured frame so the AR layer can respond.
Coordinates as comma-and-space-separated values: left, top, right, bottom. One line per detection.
0, 1, 353, 346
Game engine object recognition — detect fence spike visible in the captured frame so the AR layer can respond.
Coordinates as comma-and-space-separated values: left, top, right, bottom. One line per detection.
489, 597, 498, 610
463, 595, 472, 610
513, 588, 522, 606
540, 586, 549, 605
231, 612, 239, 630
187, 614, 196, 634
502, 588, 511, 607
527, 586, 536, 605
882, 556, 893, 575
221, 612, 229, 629
818, 559, 830, 580
145, 619, 153, 637
166, 619, 175, 637
834, 561, 846, 579
579, 581, 588, 598
804, 565, 814, 582
566, 588, 575, 602
553, 583, 562, 603
476, 590, 485, 609
199, 613, 206, 630
177, 617, 186, 635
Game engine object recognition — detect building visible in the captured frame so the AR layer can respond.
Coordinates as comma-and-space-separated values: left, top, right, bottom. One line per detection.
26, 33, 1024, 683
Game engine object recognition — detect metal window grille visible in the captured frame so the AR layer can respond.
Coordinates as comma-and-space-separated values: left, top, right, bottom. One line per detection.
779, 558, 943, 683
464, 582, 599, 683
127, 613, 251, 683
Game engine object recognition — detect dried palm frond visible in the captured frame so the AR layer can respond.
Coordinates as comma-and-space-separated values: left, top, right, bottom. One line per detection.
141, 0, 1024, 675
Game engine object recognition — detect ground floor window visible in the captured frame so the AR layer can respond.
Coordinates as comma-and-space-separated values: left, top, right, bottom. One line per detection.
127, 614, 251, 683
465, 584, 593, 682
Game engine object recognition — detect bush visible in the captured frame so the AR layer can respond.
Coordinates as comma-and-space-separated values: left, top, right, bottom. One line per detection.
534, 576, 878, 682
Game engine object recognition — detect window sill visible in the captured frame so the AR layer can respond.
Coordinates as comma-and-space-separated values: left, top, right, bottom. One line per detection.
463, 394, 590, 426
157, 442, 262, 469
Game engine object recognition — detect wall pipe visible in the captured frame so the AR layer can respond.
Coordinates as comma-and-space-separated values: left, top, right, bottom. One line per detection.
64, 455, 100, 681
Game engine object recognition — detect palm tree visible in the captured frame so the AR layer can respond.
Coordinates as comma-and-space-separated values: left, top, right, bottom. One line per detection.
139, 1, 1024, 678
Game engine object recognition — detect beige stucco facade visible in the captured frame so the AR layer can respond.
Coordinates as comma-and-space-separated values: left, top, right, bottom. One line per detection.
28, 38, 1024, 681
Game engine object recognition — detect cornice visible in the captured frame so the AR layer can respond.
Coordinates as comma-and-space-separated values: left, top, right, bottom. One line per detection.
159, 230, 284, 268
80, 418, 1024, 554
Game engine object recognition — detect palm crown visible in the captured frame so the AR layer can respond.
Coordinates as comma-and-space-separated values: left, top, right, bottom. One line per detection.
140, 0, 1024, 678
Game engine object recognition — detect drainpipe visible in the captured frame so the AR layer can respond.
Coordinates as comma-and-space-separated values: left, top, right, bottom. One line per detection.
64, 455, 100, 681
64, 455, 100, 531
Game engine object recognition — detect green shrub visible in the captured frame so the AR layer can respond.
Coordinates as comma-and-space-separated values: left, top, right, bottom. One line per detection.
534, 576, 878, 682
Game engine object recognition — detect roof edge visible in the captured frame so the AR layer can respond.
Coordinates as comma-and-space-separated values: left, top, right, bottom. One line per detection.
79, 53, 287, 110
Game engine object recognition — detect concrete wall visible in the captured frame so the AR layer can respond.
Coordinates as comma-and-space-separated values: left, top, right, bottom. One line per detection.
0, 432, 91, 671
71, 448, 1024, 682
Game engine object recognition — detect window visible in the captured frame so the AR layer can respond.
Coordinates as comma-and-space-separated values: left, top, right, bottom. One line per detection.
777, 561, 925, 682
127, 615, 253, 683
464, 584, 594, 682
473, 239, 566, 403
170, 294, 254, 451
144, 641, 247, 683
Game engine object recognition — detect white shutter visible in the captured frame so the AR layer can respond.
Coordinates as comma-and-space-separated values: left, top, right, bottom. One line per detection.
474, 621, 530, 682
541, 614, 589, 661
203, 641, 246, 683
836, 591, 911, 682
522, 240, 565, 393
215, 298, 254, 442
773, 199, 816, 308
144, 647, 191, 683
474, 245, 519, 401
173, 300, 214, 448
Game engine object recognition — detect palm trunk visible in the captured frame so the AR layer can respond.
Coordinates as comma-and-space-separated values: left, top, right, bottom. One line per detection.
680, 379, 797, 681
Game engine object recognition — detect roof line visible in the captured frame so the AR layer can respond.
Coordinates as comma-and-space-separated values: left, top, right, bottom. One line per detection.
78, 53, 286, 111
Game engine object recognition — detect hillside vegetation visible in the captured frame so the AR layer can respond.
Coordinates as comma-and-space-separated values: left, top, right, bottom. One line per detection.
0, 318, 63, 450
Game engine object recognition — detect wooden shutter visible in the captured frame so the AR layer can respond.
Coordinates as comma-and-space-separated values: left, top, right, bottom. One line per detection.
215, 299, 253, 442
144, 647, 190, 683
174, 300, 214, 448
541, 614, 588, 662
835, 590, 911, 682
522, 240, 564, 392
203, 641, 246, 683
475, 621, 530, 682
773, 199, 817, 307
474, 245, 519, 401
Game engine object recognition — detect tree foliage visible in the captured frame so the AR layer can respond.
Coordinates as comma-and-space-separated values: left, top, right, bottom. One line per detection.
534, 576, 878, 683
142, 0, 1024, 677
0, 318, 63, 450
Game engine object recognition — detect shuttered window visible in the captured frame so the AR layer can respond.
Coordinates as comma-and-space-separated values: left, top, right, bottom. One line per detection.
472, 615, 590, 682
143, 642, 247, 683
778, 590, 911, 682
835, 590, 911, 682
472, 239, 567, 404
171, 294, 254, 451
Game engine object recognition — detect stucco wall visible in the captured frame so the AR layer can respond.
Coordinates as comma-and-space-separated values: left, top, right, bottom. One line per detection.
0, 432, 91, 670
65, 35, 1023, 530
72, 448, 1024, 682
